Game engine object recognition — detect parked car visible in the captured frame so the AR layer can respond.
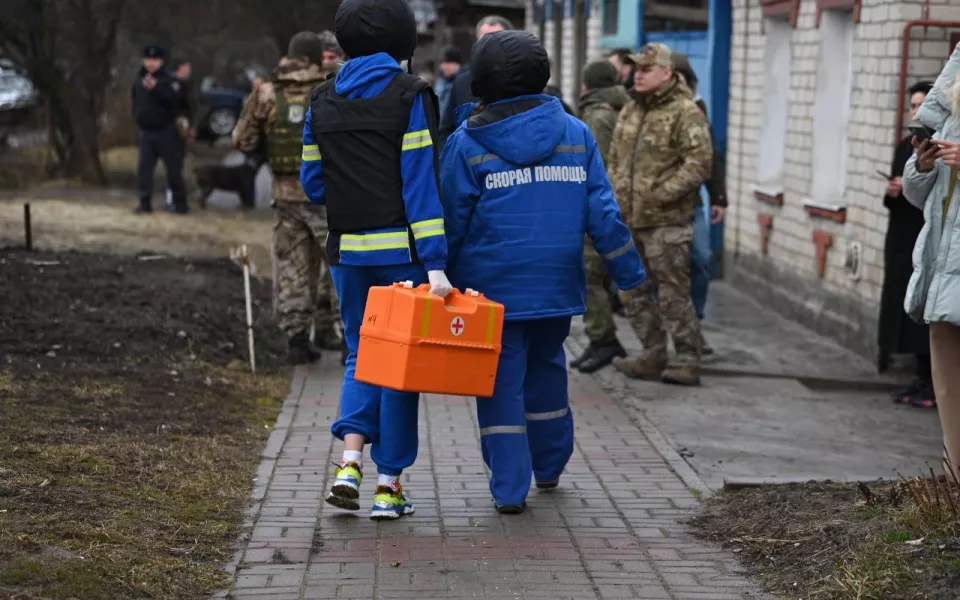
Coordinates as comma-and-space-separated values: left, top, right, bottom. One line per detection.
194, 76, 250, 143
0, 67, 39, 125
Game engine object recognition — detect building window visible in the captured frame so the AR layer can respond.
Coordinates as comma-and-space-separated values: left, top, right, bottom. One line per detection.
756, 17, 793, 193
644, 0, 709, 33
602, 0, 619, 35
810, 9, 854, 205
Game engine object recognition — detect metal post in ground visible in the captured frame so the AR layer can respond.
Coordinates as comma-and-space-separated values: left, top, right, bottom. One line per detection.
24, 203, 32, 251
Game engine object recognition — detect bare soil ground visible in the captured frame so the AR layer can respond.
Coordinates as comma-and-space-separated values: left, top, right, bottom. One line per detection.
0, 248, 289, 600
691, 480, 960, 599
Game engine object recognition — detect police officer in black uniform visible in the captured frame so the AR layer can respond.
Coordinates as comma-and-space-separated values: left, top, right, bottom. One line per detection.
132, 44, 189, 214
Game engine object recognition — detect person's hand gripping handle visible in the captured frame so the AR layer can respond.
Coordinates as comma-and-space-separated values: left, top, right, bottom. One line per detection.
427, 270, 453, 298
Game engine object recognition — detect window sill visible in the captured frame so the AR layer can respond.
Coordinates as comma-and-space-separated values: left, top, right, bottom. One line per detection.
803, 199, 846, 224
761, 0, 800, 27
753, 185, 784, 206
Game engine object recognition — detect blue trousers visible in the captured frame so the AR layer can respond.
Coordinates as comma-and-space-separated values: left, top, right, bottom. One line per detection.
330, 263, 427, 476
690, 198, 713, 320
478, 317, 575, 506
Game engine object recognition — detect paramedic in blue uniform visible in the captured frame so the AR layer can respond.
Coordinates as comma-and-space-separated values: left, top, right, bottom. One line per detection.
300, 0, 451, 520
439, 30, 646, 514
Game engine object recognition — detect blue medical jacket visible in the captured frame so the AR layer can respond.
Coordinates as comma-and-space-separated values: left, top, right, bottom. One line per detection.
439, 95, 646, 321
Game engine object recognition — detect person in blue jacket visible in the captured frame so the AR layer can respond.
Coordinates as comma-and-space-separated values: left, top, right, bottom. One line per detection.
439, 30, 647, 514
300, 0, 452, 520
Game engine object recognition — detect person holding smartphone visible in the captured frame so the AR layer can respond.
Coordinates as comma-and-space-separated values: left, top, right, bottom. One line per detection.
901, 47, 960, 484
878, 81, 934, 407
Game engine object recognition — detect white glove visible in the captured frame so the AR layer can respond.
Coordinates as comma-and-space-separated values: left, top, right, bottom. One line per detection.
427, 270, 453, 298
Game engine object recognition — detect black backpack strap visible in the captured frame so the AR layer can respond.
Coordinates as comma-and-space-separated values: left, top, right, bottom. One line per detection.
309, 78, 335, 102
418, 84, 442, 195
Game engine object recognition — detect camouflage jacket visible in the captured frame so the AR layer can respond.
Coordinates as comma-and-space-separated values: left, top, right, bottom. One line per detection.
607, 76, 713, 230
232, 57, 330, 202
578, 85, 631, 164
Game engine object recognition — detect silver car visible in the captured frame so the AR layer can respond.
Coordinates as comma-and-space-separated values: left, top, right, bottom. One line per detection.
0, 70, 39, 123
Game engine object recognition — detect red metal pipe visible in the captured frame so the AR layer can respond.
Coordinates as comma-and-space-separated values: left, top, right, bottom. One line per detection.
895, 20, 960, 146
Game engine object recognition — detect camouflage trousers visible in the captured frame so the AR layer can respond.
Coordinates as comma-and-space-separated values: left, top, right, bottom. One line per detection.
273, 201, 341, 343
619, 225, 701, 365
584, 244, 617, 344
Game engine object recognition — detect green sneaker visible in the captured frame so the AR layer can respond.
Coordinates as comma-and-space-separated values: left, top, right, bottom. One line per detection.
325, 461, 362, 511
370, 482, 415, 520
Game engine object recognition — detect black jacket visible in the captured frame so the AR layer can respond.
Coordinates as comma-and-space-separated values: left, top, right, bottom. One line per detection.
439, 64, 475, 147
878, 136, 929, 355
131, 67, 181, 131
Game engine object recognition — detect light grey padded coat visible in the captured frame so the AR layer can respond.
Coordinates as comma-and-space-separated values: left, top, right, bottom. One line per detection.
902, 42, 960, 327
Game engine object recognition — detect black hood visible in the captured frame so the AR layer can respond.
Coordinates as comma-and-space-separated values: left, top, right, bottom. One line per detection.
470, 30, 549, 104
335, 0, 417, 61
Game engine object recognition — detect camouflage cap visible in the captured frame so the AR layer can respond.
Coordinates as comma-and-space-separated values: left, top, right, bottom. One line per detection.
627, 43, 673, 68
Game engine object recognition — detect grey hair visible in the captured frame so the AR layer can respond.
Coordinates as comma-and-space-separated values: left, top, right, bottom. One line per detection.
475, 15, 513, 38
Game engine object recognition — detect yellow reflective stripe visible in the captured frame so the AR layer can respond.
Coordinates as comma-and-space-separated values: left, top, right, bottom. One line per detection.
420, 295, 434, 338
340, 231, 410, 252
410, 218, 444, 239
402, 128, 433, 151
301, 144, 321, 162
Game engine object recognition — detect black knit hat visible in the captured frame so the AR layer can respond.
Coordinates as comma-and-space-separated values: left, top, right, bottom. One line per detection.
442, 47, 463, 64
471, 30, 549, 104
335, 0, 418, 61
288, 32, 325, 65
582, 60, 618, 90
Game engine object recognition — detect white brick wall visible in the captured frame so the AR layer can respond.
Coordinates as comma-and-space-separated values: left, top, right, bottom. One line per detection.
527, 0, 602, 107
727, 0, 955, 312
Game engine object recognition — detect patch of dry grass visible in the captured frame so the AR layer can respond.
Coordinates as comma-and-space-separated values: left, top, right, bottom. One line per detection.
0, 197, 272, 271
691, 479, 960, 599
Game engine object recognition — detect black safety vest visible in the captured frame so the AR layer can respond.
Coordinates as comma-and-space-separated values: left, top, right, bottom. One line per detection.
309, 72, 432, 243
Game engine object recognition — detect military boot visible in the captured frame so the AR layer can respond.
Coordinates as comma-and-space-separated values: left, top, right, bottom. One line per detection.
288, 332, 322, 366
661, 364, 701, 387
569, 345, 596, 369
612, 353, 667, 380
578, 339, 627, 374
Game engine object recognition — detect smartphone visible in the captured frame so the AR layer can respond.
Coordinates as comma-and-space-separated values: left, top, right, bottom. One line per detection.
876, 170, 892, 181
909, 124, 935, 141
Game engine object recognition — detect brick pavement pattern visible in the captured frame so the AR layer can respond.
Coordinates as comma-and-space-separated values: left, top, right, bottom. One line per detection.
219, 350, 768, 600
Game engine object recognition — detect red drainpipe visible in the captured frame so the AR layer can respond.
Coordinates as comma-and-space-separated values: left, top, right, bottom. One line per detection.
895, 19, 960, 146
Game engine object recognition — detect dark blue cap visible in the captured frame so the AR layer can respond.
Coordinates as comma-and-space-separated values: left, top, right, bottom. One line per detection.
143, 44, 166, 59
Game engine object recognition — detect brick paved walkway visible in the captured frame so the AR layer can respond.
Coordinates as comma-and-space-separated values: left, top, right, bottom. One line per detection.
219, 350, 767, 600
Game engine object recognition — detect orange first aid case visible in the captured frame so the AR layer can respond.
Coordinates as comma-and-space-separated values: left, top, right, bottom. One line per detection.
354, 282, 505, 397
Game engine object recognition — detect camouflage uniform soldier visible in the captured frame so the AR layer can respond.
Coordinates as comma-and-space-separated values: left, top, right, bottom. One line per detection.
233, 31, 343, 365
570, 60, 632, 374
607, 43, 713, 386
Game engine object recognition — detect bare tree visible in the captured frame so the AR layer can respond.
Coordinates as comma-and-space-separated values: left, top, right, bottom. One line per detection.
254, 0, 340, 54
0, 0, 127, 184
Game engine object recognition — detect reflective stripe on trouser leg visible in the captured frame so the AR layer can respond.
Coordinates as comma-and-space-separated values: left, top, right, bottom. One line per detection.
476, 321, 533, 506
524, 317, 574, 484
368, 263, 428, 475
